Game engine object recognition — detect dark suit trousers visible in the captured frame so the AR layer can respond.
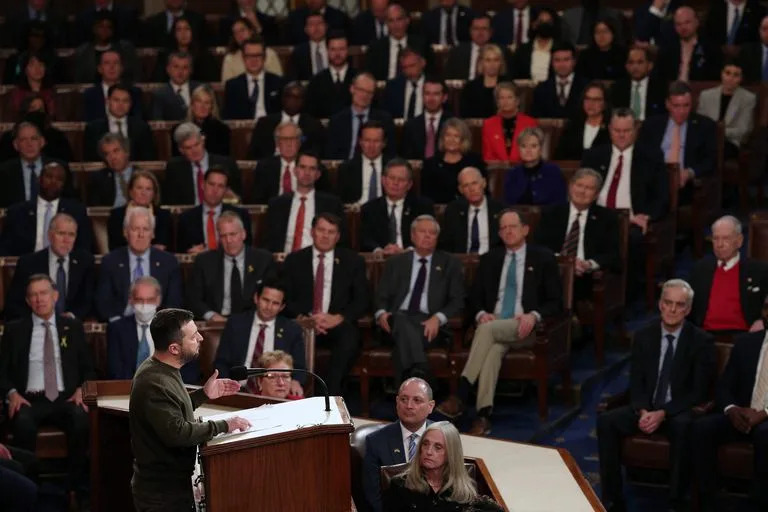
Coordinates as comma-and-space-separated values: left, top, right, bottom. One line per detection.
597, 405, 694, 505
10, 394, 89, 490
692, 413, 768, 509
317, 320, 360, 396
390, 311, 447, 383
627, 225, 646, 301
0, 464, 37, 512
131, 476, 195, 512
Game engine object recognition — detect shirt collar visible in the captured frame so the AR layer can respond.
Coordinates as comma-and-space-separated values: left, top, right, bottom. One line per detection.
170, 80, 188, 91
23, 156, 42, 168
507, 242, 527, 257
387, 197, 403, 207
296, 189, 316, 201
569, 202, 589, 216
412, 251, 433, 264
226, 248, 245, 262
612, 144, 633, 155
130, 247, 151, 260
400, 420, 428, 438
49, 248, 68, 265
32, 312, 55, 325
633, 76, 649, 88
37, 195, 58, 208
720, 253, 740, 270
204, 203, 222, 216
557, 72, 575, 84
312, 246, 335, 261
467, 196, 486, 211
662, 325, 683, 340
253, 314, 276, 329
249, 71, 265, 82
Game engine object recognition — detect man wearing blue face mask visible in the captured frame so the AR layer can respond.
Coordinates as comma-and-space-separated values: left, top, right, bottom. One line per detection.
106, 275, 200, 383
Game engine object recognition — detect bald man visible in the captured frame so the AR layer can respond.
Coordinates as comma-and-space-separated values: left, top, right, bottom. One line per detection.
657, 7, 721, 81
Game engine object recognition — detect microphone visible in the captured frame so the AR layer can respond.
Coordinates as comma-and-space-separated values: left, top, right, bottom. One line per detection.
229, 366, 331, 412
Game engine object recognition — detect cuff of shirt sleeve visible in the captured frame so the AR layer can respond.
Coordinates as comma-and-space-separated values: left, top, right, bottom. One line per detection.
7, 388, 17, 399
588, 260, 599, 271
531, 311, 541, 324
649, 6, 665, 17
203, 311, 215, 321
475, 310, 488, 322
374, 309, 387, 320
724, 404, 735, 414
109, 316, 121, 323
436, 313, 447, 325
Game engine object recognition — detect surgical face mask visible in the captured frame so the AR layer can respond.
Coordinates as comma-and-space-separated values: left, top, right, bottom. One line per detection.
134, 303, 158, 324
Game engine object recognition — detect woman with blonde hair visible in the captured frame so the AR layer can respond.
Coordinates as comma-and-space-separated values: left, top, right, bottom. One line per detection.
172, 84, 231, 157
107, 170, 173, 251
460, 44, 510, 119
383, 421, 503, 511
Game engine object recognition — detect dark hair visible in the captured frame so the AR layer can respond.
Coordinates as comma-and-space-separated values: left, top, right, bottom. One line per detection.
228, 17, 259, 53
169, 15, 201, 53
591, 17, 617, 48
297, 150, 321, 166
424, 75, 448, 94
383, 157, 414, 180
204, 166, 229, 184
150, 308, 194, 351
471, 13, 492, 25
326, 30, 348, 44
17, 50, 53, 90
27, 273, 56, 293
256, 278, 286, 300
499, 207, 528, 226
579, 80, 609, 121
99, 48, 123, 65
311, 212, 342, 229
306, 10, 325, 23
107, 83, 132, 99
92, 9, 117, 29
627, 44, 654, 63
667, 80, 692, 98
721, 58, 742, 71
551, 41, 576, 57
282, 81, 305, 96
241, 36, 266, 53
360, 119, 387, 140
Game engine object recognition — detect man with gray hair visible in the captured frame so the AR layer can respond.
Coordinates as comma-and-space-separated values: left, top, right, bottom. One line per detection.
374, 215, 465, 383
96, 206, 182, 322
150, 51, 201, 121
597, 278, 714, 512
88, 132, 135, 207
688, 215, 768, 334
163, 122, 240, 205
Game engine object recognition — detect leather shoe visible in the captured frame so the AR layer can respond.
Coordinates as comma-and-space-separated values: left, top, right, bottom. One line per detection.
468, 416, 491, 436
436, 395, 465, 418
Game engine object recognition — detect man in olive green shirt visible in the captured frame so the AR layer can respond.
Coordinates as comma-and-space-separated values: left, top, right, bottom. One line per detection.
129, 308, 250, 511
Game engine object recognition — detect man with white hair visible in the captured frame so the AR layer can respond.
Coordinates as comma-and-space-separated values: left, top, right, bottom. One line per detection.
96, 206, 182, 322
597, 278, 713, 512
163, 122, 241, 205
688, 215, 768, 334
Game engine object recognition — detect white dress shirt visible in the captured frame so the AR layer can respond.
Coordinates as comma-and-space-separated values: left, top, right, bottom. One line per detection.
330, 64, 348, 83
26, 314, 64, 393
108, 114, 128, 135
242, 316, 277, 381
400, 253, 432, 315
360, 155, 384, 204
632, 77, 649, 121
280, 158, 298, 194
284, 190, 316, 252
556, 72, 575, 102
466, 198, 490, 255
22, 157, 43, 201
170, 81, 190, 106
530, 39, 552, 83
726, 1, 743, 36
312, 247, 335, 313
725, 331, 768, 412
135, 321, 156, 356
388, 36, 408, 79
280, 111, 299, 125
221, 249, 246, 316
440, 6, 458, 45
469, 43, 480, 80
190, 152, 210, 206
35, 196, 59, 251
248, 72, 267, 120
514, 7, 531, 45
583, 123, 600, 150
597, 145, 634, 213
400, 421, 428, 462
403, 76, 425, 118
202, 204, 222, 248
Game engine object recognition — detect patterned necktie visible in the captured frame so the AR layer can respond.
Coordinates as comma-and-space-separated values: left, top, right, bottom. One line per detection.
314, 44, 326, 73
407, 81, 418, 119
247, 323, 268, 393
727, 8, 741, 45
206, 210, 217, 250
558, 80, 569, 106
42, 202, 53, 248
28, 163, 38, 199
606, 154, 623, 209
116, 170, 129, 206
195, 162, 205, 204
368, 160, 379, 201
653, 334, 676, 409
292, 196, 307, 251
116, 120, 125, 137
42, 321, 58, 402
407, 258, 428, 313
500, 253, 517, 318
55, 258, 67, 315
425, 117, 436, 158
469, 208, 480, 253
751, 344, 768, 410
133, 256, 144, 281
631, 82, 642, 119
282, 164, 292, 194
562, 213, 580, 256
136, 324, 150, 370
444, 8, 455, 46
313, 253, 325, 313
407, 433, 418, 461
230, 258, 243, 314
388, 203, 398, 245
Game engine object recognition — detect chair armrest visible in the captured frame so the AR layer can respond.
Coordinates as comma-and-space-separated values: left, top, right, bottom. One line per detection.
447, 317, 465, 352
596, 390, 630, 413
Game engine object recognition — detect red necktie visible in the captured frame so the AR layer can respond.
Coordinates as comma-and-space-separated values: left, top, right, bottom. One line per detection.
515, 10, 523, 46
206, 210, 217, 250
195, 162, 204, 204
606, 154, 623, 209
246, 323, 268, 393
425, 117, 436, 158
313, 253, 325, 313
291, 196, 306, 252
282, 164, 292, 194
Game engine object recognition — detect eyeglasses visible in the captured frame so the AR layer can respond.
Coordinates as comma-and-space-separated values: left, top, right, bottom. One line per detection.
244, 53, 265, 59
262, 373, 291, 382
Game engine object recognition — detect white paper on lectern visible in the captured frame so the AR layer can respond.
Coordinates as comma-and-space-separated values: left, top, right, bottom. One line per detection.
201, 396, 348, 446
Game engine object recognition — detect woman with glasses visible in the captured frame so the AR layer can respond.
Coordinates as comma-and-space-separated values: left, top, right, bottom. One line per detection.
107, 170, 172, 251
252, 350, 304, 400
554, 81, 611, 160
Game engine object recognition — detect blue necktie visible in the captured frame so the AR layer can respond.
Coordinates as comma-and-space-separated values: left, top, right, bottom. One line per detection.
28, 163, 38, 199
727, 8, 741, 45
136, 324, 150, 370
42, 203, 53, 248
249, 78, 259, 103
469, 208, 480, 253
368, 160, 379, 201
653, 334, 676, 409
500, 253, 517, 319
407, 258, 428, 313
55, 258, 66, 315
407, 433, 418, 461
133, 256, 144, 281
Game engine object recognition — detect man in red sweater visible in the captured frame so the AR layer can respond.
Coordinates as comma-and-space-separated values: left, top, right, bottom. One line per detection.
688, 215, 768, 334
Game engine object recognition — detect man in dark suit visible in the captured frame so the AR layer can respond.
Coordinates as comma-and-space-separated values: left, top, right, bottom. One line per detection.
439, 167, 504, 254
638, 80, 718, 192
437, 209, 562, 435
214, 279, 306, 395
252, 122, 308, 204
95, 207, 183, 322
704, 0, 764, 46
400, 78, 449, 160
0, 274, 95, 507
248, 82, 325, 159
688, 215, 768, 334
422, 0, 473, 46
383, 48, 426, 120
736, 15, 768, 84
281, 213, 369, 395
72, 12, 140, 85
5, 213, 95, 321
445, 14, 511, 80
326, 72, 396, 160
76, 0, 139, 44
657, 7, 721, 81
0, 122, 73, 209
264, 151, 346, 252
0, 162, 92, 257
176, 169, 252, 254
360, 159, 434, 253
164, 122, 241, 205
291, 11, 329, 80
87, 132, 135, 207
491, 0, 539, 46
140, 0, 205, 47
693, 326, 768, 511
306, 31, 356, 119
81, 49, 143, 122
6, 0, 66, 48
186, 211, 274, 322
609, 45, 667, 121
337, 120, 391, 204
363, 377, 434, 512
287, 0, 349, 44
536, 168, 620, 304
375, 215, 465, 382
150, 51, 201, 121
83, 84, 156, 162
633, 0, 679, 45
530, 41, 587, 119
597, 279, 714, 512
352, 0, 389, 45
365, 4, 433, 81
222, 38, 284, 120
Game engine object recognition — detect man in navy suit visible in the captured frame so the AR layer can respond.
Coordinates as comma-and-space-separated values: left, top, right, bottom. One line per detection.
365, 4, 433, 81
633, 0, 679, 45
737, 15, 768, 84
491, 0, 539, 46
95, 207, 182, 322
82, 50, 143, 122
530, 41, 587, 119
609, 46, 667, 122
223, 38, 284, 120
214, 279, 307, 395
0, 162, 92, 256
326, 72, 396, 160
351, 0, 390, 45
76, 0, 139, 44
422, 0, 473, 45
400, 78, 449, 159
656, 7, 721, 81
703, 0, 764, 46
150, 51, 201, 121
306, 31, 356, 119
140, 0, 205, 47
363, 377, 434, 512
337, 120, 392, 204
383, 48, 426, 120
107, 275, 199, 383
291, 11, 329, 81
87, 133, 135, 207
287, 0, 348, 44
6, 213, 95, 321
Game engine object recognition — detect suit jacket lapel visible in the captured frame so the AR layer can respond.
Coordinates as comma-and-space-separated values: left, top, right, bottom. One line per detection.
457, 198, 469, 250
214, 251, 225, 311
739, 259, 750, 315
402, 198, 414, 245
388, 423, 406, 464
700, 257, 717, 313
329, 252, 343, 311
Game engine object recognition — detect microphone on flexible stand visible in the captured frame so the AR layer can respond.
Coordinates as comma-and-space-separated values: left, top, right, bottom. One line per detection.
229, 366, 331, 412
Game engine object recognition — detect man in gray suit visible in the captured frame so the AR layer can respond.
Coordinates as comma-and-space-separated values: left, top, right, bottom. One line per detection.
151, 51, 201, 121
696, 60, 756, 160
374, 215, 465, 383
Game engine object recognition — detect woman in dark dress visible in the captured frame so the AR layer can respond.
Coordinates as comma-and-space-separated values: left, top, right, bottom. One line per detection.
575, 18, 627, 80
2, 21, 62, 85
504, 127, 567, 206
383, 422, 504, 512
0, 94, 73, 163
172, 84, 231, 157
9, 51, 57, 121
460, 44, 509, 119
554, 80, 611, 160
421, 118, 486, 204
154, 16, 218, 82
107, 170, 172, 251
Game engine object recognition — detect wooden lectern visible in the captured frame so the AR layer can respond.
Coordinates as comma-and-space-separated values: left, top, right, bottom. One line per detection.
199, 396, 354, 512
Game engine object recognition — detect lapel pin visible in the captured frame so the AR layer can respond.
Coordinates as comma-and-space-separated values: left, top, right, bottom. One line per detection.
118, 263, 124, 268
394, 448, 401, 454
527, 266, 534, 271
155, 261, 160, 267
435, 265, 442, 272
335, 257, 340, 264
60, 336, 68, 349
72, 259, 78, 264
460, 211, 465, 216
248, 264, 254, 273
